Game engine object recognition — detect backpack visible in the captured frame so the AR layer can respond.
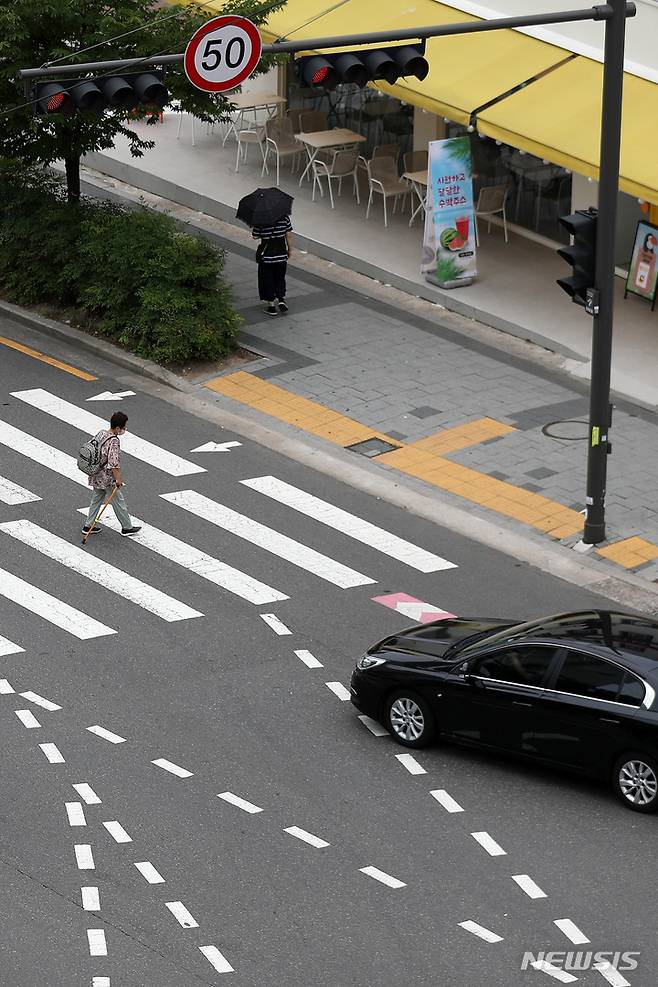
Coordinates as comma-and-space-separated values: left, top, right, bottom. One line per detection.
77, 431, 111, 476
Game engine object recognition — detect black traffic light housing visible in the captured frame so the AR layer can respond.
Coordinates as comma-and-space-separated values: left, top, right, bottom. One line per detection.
557, 208, 598, 307
34, 70, 168, 116
295, 43, 429, 91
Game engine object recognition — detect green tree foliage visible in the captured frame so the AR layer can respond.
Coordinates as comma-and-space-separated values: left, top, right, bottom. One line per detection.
0, 0, 285, 198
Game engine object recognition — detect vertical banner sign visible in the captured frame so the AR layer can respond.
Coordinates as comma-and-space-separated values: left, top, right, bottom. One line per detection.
421, 137, 476, 289
624, 220, 658, 310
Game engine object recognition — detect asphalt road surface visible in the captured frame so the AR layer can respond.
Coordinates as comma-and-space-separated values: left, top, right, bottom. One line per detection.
0, 326, 654, 987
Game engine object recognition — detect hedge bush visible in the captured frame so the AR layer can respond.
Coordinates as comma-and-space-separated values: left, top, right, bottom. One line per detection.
0, 161, 241, 364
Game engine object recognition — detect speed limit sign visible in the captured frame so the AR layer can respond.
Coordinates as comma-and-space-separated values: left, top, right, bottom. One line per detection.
184, 15, 262, 94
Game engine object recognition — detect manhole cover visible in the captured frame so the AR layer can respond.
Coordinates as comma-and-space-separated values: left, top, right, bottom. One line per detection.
542, 419, 589, 441
346, 437, 401, 458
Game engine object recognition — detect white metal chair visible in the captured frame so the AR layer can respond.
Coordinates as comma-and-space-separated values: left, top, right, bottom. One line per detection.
312, 148, 361, 208
365, 157, 410, 227
372, 143, 401, 169
235, 126, 269, 173
262, 118, 302, 185
475, 184, 509, 244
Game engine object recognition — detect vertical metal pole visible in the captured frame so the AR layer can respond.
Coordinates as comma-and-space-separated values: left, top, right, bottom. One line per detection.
583, 0, 627, 544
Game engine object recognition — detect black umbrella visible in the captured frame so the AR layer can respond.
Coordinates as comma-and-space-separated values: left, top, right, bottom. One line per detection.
236, 187, 294, 227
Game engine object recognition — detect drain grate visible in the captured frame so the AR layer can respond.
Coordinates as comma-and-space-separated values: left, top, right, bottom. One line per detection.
346, 437, 401, 458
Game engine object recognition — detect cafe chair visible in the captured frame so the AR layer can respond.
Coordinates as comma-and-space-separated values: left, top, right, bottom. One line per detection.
403, 149, 429, 175
262, 118, 302, 185
235, 126, 269, 174
474, 184, 509, 245
298, 109, 328, 133
372, 143, 401, 169
312, 148, 361, 209
365, 157, 411, 227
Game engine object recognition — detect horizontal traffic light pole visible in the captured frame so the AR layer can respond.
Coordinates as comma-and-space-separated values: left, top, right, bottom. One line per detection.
19, 3, 635, 79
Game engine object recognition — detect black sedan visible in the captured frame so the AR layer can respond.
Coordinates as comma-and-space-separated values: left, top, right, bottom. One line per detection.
350, 610, 658, 812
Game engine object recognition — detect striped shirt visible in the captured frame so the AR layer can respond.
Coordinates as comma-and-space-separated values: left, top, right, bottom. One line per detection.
252, 216, 292, 264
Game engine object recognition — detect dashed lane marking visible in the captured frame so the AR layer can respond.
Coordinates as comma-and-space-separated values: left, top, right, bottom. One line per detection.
395, 753, 427, 775
20, 691, 61, 711
151, 758, 193, 778
458, 920, 504, 943
92, 978, 111, 987
260, 613, 292, 636
359, 866, 406, 889
73, 783, 102, 805
87, 725, 126, 744
294, 648, 323, 668
134, 861, 165, 884
165, 901, 199, 929
554, 919, 590, 945
530, 959, 578, 983
82, 887, 101, 911
87, 929, 108, 957
325, 681, 350, 701
15, 709, 41, 729
65, 802, 87, 827
430, 790, 464, 813
75, 845, 95, 870
594, 961, 631, 986
103, 821, 132, 844
39, 742, 65, 764
216, 792, 263, 814
199, 945, 234, 974
512, 874, 547, 899
358, 715, 388, 737
471, 832, 506, 857
0, 335, 97, 380
284, 826, 330, 849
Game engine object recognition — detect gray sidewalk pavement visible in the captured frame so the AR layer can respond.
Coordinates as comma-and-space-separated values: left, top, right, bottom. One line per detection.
60, 166, 658, 580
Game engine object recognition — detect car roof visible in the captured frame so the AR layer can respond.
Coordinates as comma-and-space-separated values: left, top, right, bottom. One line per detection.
467, 610, 658, 682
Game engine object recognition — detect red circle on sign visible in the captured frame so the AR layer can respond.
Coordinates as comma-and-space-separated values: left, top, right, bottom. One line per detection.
184, 15, 262, 94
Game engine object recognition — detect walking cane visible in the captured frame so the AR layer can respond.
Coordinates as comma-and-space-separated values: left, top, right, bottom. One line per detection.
82, 486, 119, 545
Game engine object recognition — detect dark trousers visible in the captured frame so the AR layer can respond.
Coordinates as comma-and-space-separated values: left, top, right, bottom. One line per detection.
258, 261, 287, 302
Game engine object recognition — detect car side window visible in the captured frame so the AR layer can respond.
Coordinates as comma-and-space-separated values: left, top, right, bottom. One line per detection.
617, 671, 645, 707
552, 651, 626, 702
473, 646, 559, 687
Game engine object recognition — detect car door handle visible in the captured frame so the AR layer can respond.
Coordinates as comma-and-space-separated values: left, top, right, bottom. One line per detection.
512, 701, 533, 707
599, 716, 620, 725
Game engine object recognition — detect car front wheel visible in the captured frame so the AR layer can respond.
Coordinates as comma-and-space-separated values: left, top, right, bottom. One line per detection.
386, 690, 435, 748
613, 753, 658, 812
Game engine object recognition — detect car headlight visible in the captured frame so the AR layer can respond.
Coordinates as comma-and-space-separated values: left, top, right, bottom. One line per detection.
357, 655, 386, 671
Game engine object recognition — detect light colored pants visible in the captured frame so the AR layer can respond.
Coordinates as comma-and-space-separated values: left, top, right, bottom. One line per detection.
86, 486, 132, 530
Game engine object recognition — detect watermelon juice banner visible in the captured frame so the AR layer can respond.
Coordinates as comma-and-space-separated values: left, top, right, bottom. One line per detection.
421, 136, 477, 289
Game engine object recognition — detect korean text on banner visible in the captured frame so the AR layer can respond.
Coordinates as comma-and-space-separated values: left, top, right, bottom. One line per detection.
422, 137, 476, 289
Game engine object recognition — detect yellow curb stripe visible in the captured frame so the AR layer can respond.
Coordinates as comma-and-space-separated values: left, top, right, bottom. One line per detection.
597, 536, 658, 569
205, 372, 583, 541
0, 335, 97, 381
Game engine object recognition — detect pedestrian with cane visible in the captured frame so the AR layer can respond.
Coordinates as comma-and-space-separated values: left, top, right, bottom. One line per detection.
81, 411, 141, 538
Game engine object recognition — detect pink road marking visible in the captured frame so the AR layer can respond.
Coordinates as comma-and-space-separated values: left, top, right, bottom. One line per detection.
372, 592, 456, 623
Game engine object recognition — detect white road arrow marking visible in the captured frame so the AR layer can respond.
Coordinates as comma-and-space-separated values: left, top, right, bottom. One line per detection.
86, 390, 136, 401
191, 440, 242, 452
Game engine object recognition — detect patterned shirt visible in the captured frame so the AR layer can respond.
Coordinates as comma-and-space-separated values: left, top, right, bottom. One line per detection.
252, 216, 292, 263
88, 429, 120, 489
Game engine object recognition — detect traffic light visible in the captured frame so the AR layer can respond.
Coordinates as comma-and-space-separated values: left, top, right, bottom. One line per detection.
557, 208, 598, 308
296, 43, 429, 91
34, 70, 169, 116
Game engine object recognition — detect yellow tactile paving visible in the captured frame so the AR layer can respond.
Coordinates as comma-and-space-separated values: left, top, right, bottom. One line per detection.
597, 536, 658, 569
0, 335, 97, 380
409, 417, 516, 455
205, 371, 584, 542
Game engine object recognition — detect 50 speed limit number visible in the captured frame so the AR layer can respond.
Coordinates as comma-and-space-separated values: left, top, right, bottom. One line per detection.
184, 16, 262, 94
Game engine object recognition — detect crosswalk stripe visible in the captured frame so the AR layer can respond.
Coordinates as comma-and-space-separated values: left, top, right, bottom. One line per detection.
241, 475, 457, 572
0, 564, 116, 639
0, 419, 88, 486
0, 474, 41, 505
74, 509, 287, 606
0, 634, 24, 657
0, 520, 202, 623
161, 490, 376, 589
12, 388, 206, 476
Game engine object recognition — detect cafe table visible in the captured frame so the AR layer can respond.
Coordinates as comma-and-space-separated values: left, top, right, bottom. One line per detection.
402, 169, 429, 226
295, 128, 366, 185
222, 92, 286, 146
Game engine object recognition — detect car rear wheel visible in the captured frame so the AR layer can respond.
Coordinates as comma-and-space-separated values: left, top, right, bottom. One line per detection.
613, 753, 658, 812
386, 691, 435, 748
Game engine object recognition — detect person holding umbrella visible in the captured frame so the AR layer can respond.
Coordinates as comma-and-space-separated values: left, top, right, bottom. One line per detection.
237, 188, 294, 317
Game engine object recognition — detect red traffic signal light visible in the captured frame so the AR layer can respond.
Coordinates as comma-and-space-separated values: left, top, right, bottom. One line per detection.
296, 43, 429, 91
34, 70, 169, 116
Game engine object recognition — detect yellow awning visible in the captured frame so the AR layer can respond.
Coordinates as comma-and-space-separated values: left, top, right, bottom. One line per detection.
261, 0, 571, 127
477, 57, 658, 204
